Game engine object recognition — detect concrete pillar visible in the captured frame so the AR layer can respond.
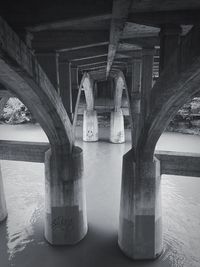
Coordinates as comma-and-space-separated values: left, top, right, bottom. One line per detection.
83, 110, 98, 142
159, 25, 182, 75
118, 149, 162, 259
36, 52, 59, 93
0, 165, 7, 222
71, 66, 79, 115
140, 48, 154, 129
44, 146, 87, 245
110, 108, 125, 143
59, 62, 73, 121
129, 58, 142, 147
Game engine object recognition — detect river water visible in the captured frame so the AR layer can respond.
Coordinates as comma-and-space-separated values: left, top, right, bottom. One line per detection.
0, 124, 200, 267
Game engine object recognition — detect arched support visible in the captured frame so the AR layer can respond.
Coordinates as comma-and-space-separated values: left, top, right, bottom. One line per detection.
119, 149, 162, 259
44, 146, 87, 245
110, 74, 125, 143
119, 26, 200, 260
140, 26, 200, 159
82, 73, 98, 142
0, 17, 88, 245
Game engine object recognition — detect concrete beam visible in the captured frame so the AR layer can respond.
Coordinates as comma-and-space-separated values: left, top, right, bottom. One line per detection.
32, 30, 109, 52
130, 1, 200, 13
155, 150, 200, 177
106, 0, 132, 77
58, 42, 109, 53
59, 62, 73, 120
60, 46, 108, 62
70, 54, 108, 63
0, 140, 49, 163
28, 14, 112, 32
128, 10, 200, 27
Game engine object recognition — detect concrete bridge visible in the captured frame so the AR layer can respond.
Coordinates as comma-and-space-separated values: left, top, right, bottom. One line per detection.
0, 0, 200, 260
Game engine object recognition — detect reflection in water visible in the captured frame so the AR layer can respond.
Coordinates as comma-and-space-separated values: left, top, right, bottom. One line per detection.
2, 162, 44, 260
0, 125, 200, 267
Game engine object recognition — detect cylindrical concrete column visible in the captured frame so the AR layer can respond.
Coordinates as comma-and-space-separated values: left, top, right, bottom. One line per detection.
44, 146, 87, 245
0, 165, 7, 222
118, 149, 162, 259
83, 110, 98, 142
110, 108, 125, 143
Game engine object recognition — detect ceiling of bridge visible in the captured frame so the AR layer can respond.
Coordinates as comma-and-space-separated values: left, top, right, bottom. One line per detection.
1, 0, 200, 81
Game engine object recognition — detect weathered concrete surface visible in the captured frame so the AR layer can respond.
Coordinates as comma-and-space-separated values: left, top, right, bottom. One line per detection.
118, 149, 162, 259
155, 150, 200, 177
83, 110, 98, 142
82, 73, 94, 111
110, 109, 125, 143
140, 26, 200, 159
0, 16, 90, 247
0, 165, 7, 222
44, 146, 87, 245
0, 141, 49, 163
0, 16, 73, 151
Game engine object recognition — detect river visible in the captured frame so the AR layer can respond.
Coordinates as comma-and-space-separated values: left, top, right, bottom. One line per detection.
0, 124, 200, 267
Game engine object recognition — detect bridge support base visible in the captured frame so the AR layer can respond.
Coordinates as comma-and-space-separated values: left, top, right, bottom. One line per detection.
83, 110, 98, 142
118, 149, 162, 259
44, 146, 87, 245
0, 165, 7, 222
110, 109, 125, 143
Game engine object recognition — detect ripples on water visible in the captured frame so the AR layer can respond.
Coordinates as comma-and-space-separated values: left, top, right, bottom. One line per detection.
161, 177, 200, 267
0, 125, 200, 267
2, 162, 45, 261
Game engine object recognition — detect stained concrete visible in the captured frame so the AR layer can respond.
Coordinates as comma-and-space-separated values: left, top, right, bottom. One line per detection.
44, 146, 87, 245
83, 110, 98, 142
110, 109, 125, 143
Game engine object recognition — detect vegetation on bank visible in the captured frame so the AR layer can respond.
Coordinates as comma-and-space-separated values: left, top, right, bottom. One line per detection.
0, 98, 35, 124
1, 97, 200, 135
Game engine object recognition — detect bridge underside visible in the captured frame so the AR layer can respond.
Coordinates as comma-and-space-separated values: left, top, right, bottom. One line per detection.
1, 0, 200, 260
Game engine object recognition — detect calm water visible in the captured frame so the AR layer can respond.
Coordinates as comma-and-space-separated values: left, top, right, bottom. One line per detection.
0, 124, 200, 267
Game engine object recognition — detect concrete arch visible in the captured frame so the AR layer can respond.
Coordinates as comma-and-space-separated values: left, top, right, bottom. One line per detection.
80, 72, 98, 142
138, 26, 200, 160
82, 72, 95, 111
0, 17, 87, 245
0, 17, 73, 151
110, 71, 129, 143
118, 27, 200, 260
114, 75, 124, 111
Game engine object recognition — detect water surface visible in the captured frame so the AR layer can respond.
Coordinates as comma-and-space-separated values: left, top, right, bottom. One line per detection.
0, 124, 199, 267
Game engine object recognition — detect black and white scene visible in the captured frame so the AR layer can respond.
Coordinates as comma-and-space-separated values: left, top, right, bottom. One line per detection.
0, 1, 200, 266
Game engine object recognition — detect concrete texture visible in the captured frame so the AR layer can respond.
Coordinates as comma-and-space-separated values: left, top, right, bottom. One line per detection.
44, 146, 87, 245
119, 149, 162, 259
83, 110, 98, 142
110, 109, 125, 143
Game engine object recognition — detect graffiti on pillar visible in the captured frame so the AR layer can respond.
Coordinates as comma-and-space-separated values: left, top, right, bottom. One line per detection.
51, 216, 73, 231
87, 130, 93, 138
